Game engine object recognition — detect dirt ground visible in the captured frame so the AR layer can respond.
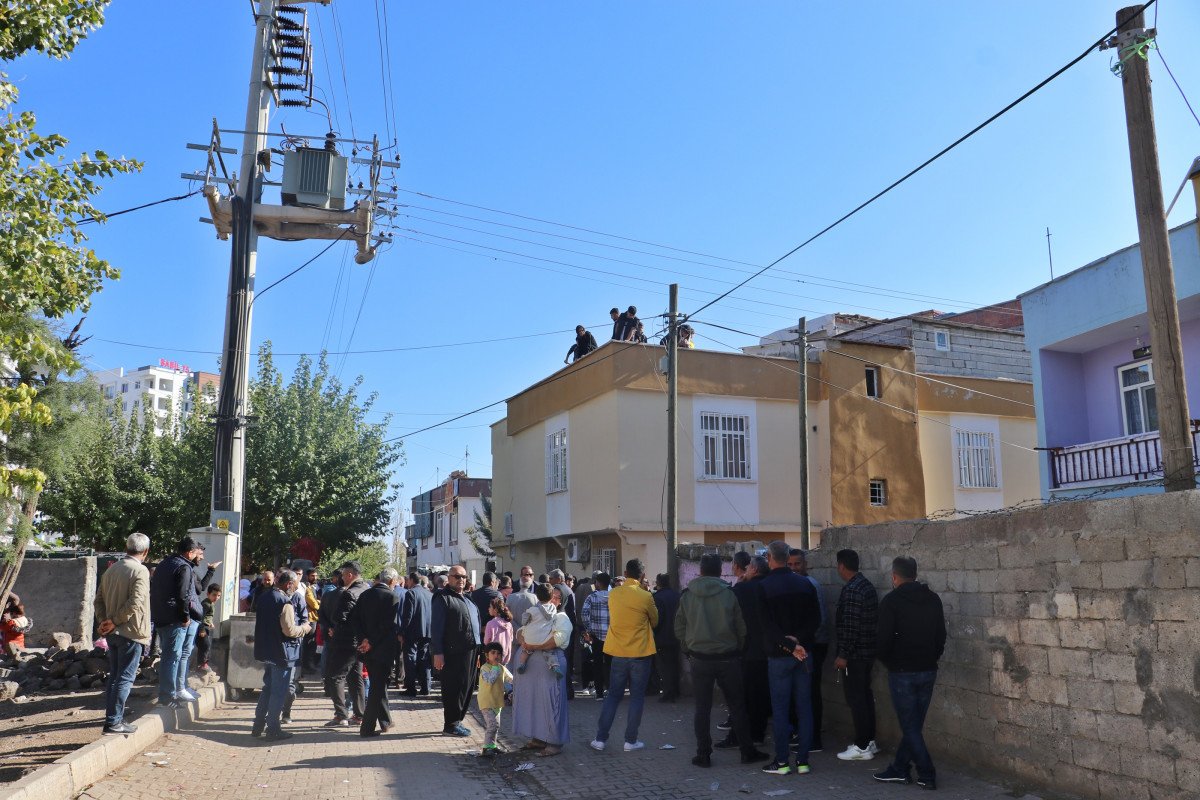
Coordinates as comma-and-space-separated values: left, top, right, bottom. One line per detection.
0, 684, 158, 783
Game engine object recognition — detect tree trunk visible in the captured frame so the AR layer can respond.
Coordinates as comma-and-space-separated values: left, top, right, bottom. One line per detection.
0, 493, 41, 614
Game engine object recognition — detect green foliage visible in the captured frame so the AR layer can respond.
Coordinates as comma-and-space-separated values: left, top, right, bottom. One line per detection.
0, 0, 139, 509
318, 540, 394, 583
466, 495, 495, 557
243, 343, 403, 569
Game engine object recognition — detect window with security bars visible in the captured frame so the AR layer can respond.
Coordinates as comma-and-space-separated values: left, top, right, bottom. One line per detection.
700, 413, 751, 480
955, 430, 998, 488
595, 548, 617, 578
546, 428, 568, 493
869, 479, 888, 506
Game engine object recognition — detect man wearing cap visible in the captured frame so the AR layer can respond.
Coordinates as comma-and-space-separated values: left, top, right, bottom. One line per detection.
149, 536, 206, 706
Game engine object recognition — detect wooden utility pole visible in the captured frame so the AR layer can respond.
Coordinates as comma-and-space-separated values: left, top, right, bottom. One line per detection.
1111, 6, 1195, 491
797, 318, 810, 550
666, 285, 680, 587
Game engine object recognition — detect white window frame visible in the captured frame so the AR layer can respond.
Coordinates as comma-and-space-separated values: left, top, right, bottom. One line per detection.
955, 430, 999, 489
865, 366, 882, 399
449, 512, 458, 546
546, 428, 568, 494
700, 412, 752, 480
933, 329, 951, 351
595, 547, 617, 578
1118, 360, 1157, 436
869, 478, 888, 507
434, 509, 444, 547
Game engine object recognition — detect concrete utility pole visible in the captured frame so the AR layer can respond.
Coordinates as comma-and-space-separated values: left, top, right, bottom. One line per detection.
796, 318, 810, 550
210, 0, 277, 602
666, 284, 679, 588
1111, 6, 1195, 491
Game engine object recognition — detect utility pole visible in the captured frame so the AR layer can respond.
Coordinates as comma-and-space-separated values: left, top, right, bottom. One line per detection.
1110, 6, 1195, 491
666, 285, 679, 588
209, 0, 277, 599
796, 318, 810, 550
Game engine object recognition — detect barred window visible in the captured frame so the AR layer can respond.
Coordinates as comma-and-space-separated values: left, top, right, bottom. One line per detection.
869, 479, 888, 506
546, 428, 568, 493
955, 430, 998, 489
700, 412, 751, 480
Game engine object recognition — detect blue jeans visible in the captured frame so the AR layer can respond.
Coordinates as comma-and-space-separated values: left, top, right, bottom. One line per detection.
157, 623, 189, 702
594, 655, 652, 744
767, 656, 813, 765
177, 620, 199, 691
255, 662, 296, 733
888, 671, 937, 781
104, 634, 144, 728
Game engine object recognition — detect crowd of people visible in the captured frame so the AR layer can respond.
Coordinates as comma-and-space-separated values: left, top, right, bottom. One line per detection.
563, 305, 695, 365
87, 532, 945, 788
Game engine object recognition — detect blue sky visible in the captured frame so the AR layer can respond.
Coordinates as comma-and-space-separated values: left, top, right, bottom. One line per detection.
12, 1, 1200, 526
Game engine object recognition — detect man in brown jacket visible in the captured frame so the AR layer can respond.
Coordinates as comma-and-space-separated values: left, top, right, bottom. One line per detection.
94, 533, 152, 735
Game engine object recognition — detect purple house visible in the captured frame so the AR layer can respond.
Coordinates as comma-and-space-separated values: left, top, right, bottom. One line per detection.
1019, 220, 1200, 498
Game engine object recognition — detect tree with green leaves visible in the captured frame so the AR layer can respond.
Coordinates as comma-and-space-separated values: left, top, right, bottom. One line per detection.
466, 495, 495, 559
317, 540, 395, 584
242, 343, 404, 570
0, 1, 140, 610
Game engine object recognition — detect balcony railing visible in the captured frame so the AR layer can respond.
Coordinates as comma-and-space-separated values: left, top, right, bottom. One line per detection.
1048, 424, 1200, 489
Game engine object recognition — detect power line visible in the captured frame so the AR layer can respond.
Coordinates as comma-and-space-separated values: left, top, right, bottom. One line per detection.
682, 4, 1157, 322
395, 189, 1025, 317
253, 229, 351, 304
77, 190, 201, 224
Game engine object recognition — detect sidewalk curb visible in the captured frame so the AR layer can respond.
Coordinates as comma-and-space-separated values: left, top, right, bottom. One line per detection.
0, 682, 227, 800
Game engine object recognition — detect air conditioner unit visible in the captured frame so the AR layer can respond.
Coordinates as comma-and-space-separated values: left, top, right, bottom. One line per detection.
281, 146, 348, 209
566, 537, 590, 563
503, 513, 514, 538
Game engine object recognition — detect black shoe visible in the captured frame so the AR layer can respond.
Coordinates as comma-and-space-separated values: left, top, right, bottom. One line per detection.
716, 719, 733, 731
916, 778, 936, 790
250, 723, 265, 738
659, 694, 677, 703
280, 716, 291, 724
873, 766, 913, 784
691, 754, 711, 768
741, 749, 771, 764
401, 689, 417, 698
713, 737, 738, 750
360, 729, 382, 737
102, 723, 137, 735
263, 730, 294, 741
810, 742, 823, 753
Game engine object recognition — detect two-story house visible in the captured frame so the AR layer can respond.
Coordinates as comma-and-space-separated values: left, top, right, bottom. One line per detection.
1019, 220, 1200, 498
409, 472, 494, 576
490, 331, 1037, 579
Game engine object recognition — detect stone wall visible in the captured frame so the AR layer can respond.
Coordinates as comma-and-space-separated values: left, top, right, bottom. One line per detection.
807, 490, 1199, 800
7, 557, 97, 646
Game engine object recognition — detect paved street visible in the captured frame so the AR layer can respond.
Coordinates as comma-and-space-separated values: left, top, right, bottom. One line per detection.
76, 679, 1044, 800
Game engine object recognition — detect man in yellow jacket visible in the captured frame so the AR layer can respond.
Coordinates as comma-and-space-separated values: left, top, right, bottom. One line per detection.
589, 558, 659, 753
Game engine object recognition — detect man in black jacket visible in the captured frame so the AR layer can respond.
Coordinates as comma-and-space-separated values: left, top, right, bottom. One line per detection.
470, 572, 503, 633
872, 557, 946, 791
716, 553, 769, 748
757, 540, 821, 777
652, 573, 681, 702
835, 548, 880, 762
322, 561, 369, 726
431, 565, 481, 736
149, 536, 205, 706
353, 568, 403, 737
564, 325, 599, 364
401, 573, 433, 696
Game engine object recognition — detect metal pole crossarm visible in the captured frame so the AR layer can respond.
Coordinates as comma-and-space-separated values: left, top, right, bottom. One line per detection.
218, 128, 376, 146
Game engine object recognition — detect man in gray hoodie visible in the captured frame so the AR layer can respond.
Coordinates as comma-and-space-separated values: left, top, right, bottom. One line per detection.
674, 554, 769, 768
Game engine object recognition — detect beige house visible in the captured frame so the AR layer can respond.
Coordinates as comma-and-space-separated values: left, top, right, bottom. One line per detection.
490, 337, 1038, 579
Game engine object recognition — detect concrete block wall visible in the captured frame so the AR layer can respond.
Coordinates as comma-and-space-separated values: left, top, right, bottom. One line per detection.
910, 324, 1032, 382
808, 490, 1200, 800
6, 557, 97, 646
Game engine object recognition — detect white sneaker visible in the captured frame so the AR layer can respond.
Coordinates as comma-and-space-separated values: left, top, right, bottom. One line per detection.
837, 744, 875, 761
175, 689, 199, 702
623, 741, 645, 752
589, 739, 605, 751
867, 740, 880, 755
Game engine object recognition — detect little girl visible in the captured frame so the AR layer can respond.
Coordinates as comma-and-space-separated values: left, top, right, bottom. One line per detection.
1, 598, 31, 658
477, 642, 514, 757
483, 596, 513, 665
514, 584, 563, 677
